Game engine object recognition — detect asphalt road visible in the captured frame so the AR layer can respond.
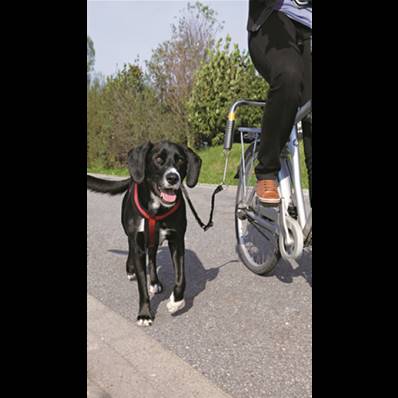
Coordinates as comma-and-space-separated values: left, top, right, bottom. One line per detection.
87, 178, 312, 398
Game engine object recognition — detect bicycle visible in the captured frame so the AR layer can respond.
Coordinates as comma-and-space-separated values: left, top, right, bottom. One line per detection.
222, 99, 312, 275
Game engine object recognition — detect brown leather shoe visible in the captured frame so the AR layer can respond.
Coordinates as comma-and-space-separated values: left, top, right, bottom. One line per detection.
256, 179, 280, 205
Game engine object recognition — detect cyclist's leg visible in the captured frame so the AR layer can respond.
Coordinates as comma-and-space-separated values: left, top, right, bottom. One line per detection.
248, 11, 306, 184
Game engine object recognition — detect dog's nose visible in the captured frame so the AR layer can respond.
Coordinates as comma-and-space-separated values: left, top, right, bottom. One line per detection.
166, 172, 180, 185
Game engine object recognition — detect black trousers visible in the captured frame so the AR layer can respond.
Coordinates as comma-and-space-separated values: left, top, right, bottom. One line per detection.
249, 11, 312, 201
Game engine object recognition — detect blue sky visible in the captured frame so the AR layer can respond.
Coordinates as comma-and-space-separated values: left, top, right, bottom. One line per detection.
87, 0, 249, 77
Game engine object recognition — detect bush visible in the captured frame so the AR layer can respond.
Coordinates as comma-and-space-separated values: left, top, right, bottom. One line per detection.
187, 36, 269, 147
87, 64, 183, 168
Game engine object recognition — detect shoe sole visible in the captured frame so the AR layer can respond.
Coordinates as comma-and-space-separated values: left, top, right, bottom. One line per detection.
256, 195, 281, 205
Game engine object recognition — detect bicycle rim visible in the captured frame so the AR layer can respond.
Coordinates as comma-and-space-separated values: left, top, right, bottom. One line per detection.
235, 143, 281, 275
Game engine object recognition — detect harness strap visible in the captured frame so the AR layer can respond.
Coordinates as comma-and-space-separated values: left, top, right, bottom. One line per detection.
148, 218, 157, 250
133, 183, 181, 248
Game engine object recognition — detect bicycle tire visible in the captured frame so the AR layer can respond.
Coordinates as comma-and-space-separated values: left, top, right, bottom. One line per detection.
235, 142, 281, 275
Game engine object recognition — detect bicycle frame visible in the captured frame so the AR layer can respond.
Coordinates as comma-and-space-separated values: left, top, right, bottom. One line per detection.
224, 99, 312, 246
280, 124, 307, 229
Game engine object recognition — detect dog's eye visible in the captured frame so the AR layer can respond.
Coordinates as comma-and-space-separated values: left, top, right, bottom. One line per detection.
155, 156, 164, 165
176, 158, 185, 166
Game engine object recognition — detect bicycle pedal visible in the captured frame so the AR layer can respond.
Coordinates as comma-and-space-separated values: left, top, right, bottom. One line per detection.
258, 201, 280, 208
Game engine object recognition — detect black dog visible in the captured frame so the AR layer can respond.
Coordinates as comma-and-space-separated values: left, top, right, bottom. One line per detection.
87, 141, 202, 326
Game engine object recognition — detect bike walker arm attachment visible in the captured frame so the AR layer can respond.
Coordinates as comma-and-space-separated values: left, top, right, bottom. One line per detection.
182, 100, 268, 231
224, 98, 310, 151
223, 100, 266, 151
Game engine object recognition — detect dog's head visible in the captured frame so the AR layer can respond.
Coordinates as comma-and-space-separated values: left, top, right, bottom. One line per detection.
127, 141, 202, 207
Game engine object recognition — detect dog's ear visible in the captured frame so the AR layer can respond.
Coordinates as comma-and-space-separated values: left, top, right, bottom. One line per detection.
127, 141, 153, 183
181, 145, 202, 188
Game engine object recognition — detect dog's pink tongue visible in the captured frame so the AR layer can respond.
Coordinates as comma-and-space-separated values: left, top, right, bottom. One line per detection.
160, 191, 176, 203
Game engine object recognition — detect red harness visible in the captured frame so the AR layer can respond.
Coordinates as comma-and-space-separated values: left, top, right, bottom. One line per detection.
133, 183, 181, 248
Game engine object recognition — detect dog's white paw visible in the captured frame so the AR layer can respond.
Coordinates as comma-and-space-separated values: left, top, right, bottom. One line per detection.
149, 284, 162, 295
166, 293, 185, 314
127, 273, 136, 281
137, 318, 153, 327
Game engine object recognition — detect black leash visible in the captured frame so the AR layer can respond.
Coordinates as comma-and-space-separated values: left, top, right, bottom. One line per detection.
181, 150, 231, 231
181, 184, 224, 231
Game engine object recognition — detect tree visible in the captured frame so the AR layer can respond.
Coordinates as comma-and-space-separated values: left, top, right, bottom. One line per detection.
87, 36, 95, 87
146, 1, 223, 147
187, 36, 269, 147
87, 64, 182, 168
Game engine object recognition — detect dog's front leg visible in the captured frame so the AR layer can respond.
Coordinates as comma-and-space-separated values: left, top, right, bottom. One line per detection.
166, 238, 186, 314
148, 244, 163, 295
126, 238, 136, 281
129, 234, 153, 326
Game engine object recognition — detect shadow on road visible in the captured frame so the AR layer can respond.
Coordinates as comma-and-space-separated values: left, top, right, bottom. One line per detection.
271, 250, 312, 287
107, 247, 237, 318
237, 222, 312, 287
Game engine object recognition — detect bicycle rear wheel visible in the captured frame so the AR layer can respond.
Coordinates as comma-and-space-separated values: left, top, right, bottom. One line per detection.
235, 143, 281, 275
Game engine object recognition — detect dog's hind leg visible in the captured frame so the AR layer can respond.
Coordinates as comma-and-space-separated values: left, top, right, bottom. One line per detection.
148, 244, 163, 295
166, 238, 186, 314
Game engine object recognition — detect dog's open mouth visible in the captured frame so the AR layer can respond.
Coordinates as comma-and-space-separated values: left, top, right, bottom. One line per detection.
158, 186, 178, 205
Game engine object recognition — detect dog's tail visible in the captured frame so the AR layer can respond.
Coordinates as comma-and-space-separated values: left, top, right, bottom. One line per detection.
87, 174, 131, 195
